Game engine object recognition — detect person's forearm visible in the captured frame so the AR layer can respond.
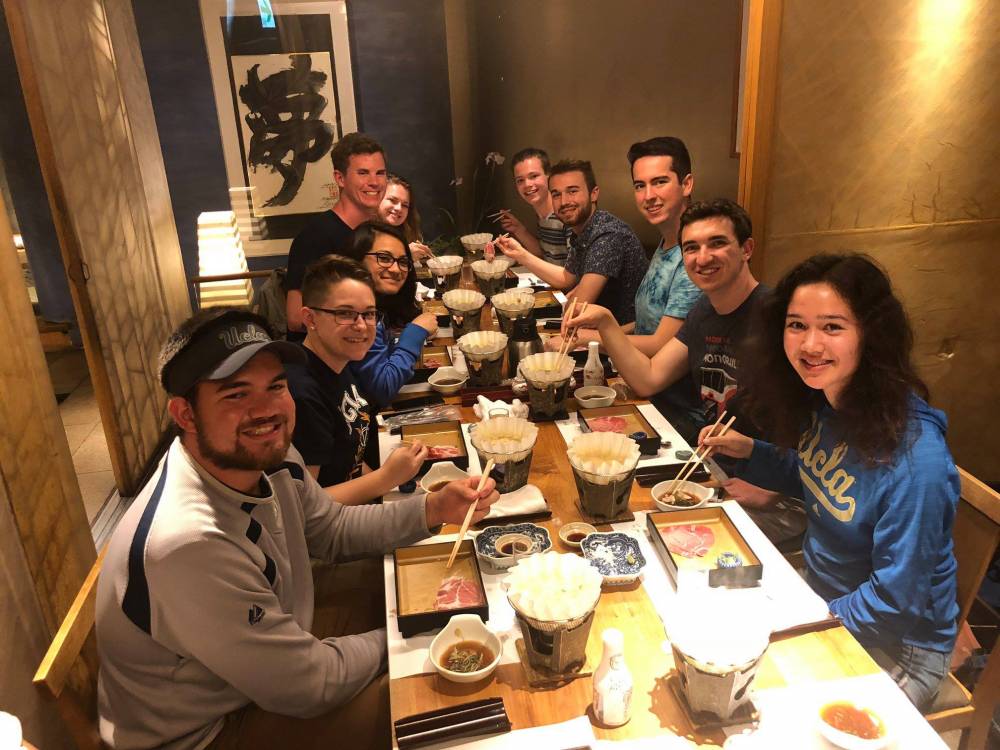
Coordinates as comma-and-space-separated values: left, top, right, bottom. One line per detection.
516, 232, 543, 258
514, 251, 574, 289
324, 466, 399, 505
597, 319, 668, 396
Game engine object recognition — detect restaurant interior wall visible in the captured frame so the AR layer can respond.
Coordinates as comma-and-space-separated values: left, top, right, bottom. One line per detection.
466, 0, 743, 249
757, 0, 1000, 481
133, 0, 458, 275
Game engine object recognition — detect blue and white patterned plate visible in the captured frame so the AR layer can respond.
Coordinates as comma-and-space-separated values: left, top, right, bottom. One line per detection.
580, 531, 646, 584
475, 523, 551, 570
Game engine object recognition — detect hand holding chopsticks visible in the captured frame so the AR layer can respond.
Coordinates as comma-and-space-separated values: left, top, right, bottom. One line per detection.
666, 412, 735, 495
555, 299, 589, 361
446, 459, 496, 569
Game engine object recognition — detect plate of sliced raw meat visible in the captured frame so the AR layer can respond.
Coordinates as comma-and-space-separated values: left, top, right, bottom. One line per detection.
427, 445, 462, 460
434, 576, 485, 610
662, 524, 715, 558
587, 415, 628, 433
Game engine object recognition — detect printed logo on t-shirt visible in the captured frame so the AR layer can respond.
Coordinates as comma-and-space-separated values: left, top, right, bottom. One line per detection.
248, 604, 265, 625
340, 384, 370, 480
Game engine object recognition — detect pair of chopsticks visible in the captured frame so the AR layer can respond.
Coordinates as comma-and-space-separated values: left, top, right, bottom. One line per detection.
395, 697, 510, 749
664, 411, 735, 494
445, 458, 496, 568
488, 209, 509, 220
556, 299, 589, 361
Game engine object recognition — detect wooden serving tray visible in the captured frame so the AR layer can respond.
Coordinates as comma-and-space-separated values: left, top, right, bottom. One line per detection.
421, 298, 451, 327
646, 507, 762, 589
400, 419, 470, 473
393, 539, 489, 637
409, 345, 453, 383
578, 403, 663, 455
531, 290, 563, 318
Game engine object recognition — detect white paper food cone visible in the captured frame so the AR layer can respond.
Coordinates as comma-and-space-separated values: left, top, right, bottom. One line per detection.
491, 290, 535, 315
470, 416, 538, 463
519, 351, 574, 384
460, 232, 493, 255
457, 330, 508, 361
471, 258, 512, 280
426, 255, 464, 275
567, 431, 641, 485
506, 552, 602, 623
442, 288, 486, 312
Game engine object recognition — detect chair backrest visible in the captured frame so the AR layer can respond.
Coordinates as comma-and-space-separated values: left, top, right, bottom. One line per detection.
33, 544, 108, 750
953, 468, 1000, 626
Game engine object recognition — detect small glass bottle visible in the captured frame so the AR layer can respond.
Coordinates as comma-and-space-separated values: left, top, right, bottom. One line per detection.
593, 628, 632, 727
583, 340, 604, 387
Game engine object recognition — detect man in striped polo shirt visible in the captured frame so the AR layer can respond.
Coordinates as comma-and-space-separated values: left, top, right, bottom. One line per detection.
497, 147, 572, 266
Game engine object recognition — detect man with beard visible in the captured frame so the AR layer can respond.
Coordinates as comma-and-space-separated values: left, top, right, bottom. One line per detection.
96, 308, 499, 750
497, 159, 647, 325
286, 132, 387, 339
495, 147, 572, 266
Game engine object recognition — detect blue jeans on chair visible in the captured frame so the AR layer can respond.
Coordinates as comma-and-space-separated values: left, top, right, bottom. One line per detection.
860, 639, 952, 710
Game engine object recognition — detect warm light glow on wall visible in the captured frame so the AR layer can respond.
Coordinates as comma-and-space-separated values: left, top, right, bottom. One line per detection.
914, 0, 971, 86
197, 211, 253, 308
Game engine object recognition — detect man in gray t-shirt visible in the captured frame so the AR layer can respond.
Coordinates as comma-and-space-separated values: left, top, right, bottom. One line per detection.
497, 147, 572, 266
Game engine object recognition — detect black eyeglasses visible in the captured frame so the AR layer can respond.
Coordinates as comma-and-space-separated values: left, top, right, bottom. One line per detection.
309, 307, 380, 326
365, 251, 413, 271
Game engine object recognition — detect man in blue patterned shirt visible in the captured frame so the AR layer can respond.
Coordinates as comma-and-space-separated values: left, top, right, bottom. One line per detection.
497, 160, 647, 325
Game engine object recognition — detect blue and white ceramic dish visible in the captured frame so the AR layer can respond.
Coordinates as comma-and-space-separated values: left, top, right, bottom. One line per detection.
580, 531, 646, 584
475, 523, 551, 571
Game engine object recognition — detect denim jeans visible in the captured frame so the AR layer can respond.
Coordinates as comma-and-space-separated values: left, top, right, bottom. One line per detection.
860, 640, 952, 710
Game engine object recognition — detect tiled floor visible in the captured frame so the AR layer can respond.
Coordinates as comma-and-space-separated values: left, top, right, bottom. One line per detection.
48, 349, 117, 523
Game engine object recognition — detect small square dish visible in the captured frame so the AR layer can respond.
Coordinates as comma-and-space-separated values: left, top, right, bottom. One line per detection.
410, 345, 453, 383
474, 523, 552, 571
400, 419, 470, 474
580, 531, 646, 585
578, 404, 663, 455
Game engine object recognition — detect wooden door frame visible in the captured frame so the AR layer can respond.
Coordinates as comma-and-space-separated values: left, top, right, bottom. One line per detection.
737, 0, 783, 280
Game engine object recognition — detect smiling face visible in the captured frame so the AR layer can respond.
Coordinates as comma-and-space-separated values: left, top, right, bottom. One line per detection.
680, 216, 752, 293
335, 152, 387, 213
631, 155, 692, 230
182, 352, 294, 479
783, 282, 862, 407
303, 278, 378, 369
362, 231, 410, 295
513, 156, 550, 209
378, 182, 410, 226
549, 170, 597, 229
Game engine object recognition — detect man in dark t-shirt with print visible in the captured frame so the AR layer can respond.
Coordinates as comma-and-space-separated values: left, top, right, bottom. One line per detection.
285, 132, 388, 340
562, 199, 806, 547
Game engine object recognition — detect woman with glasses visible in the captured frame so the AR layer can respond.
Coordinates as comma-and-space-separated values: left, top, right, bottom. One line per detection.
378, 173, 433, 261
340, 221, 439, 407
285, 254, 428, 497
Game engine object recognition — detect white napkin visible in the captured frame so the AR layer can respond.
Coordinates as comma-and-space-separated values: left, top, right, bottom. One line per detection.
473, 395, 529, 420
483, 483, 547, 519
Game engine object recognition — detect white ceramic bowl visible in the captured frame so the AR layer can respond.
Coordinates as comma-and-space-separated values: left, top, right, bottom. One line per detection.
573, 385, 617, 408
428, 366, 468, 395
419, 461, 469, 493
429, 614, 502, 683
816, 701, 891, 749
651, 479, 714, 511
558, 521, 598, 549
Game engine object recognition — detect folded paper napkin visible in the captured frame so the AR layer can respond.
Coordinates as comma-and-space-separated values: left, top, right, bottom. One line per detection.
473, 395, 529, 420
484, 483, 547, 519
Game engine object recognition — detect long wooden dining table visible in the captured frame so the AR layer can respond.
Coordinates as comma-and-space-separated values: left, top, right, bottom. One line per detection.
385, 397, 886, 748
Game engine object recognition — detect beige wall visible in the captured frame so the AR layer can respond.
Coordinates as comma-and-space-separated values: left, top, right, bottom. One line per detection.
760, 0, 999, 478
467, 0, 742, 247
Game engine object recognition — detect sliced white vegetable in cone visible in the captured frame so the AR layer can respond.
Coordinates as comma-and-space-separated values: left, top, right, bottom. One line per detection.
506, 552, 602, 623
567, 431, 641, 485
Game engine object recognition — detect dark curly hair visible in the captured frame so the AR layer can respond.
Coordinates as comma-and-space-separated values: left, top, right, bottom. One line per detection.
343, 221, 420, 329
741, 252, 928, 464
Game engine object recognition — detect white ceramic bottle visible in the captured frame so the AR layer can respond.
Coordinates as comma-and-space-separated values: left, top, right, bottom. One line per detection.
583, 340, 604, 387
593, 628, 632, 727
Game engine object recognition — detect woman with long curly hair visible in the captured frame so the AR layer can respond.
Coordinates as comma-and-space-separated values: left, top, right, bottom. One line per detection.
341, 220, 438, 407
700, 252, 958, 709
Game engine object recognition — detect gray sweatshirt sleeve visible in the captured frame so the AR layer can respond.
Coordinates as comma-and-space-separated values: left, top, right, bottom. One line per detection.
151, 536, 386, 718
298, 467, 432, 562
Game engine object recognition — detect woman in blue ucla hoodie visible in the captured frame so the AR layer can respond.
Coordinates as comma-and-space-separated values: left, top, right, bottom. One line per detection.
701, 253, 958, 709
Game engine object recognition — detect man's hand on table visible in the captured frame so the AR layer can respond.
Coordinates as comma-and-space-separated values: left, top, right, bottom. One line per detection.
384, 441, 428, 486
425, 476, 500, 529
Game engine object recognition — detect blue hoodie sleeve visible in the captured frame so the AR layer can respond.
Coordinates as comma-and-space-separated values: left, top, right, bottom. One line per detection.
827, 445, 959, 643
734, 439, 804, 498
350, 322, 427, 408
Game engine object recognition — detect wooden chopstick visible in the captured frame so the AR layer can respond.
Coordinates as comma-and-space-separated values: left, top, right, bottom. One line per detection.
445, 459, 495, 569
665, 410, 727, 495
675, 415, 736, 486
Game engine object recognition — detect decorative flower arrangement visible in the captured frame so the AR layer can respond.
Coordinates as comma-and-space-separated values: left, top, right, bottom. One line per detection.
430, 151, 505, 256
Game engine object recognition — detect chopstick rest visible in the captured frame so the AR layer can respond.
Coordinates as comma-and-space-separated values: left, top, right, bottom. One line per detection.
395, 697, 511, 749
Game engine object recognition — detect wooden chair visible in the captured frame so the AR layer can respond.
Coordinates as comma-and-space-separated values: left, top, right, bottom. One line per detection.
33, 544, 109, 750
925, 468, 1000, 749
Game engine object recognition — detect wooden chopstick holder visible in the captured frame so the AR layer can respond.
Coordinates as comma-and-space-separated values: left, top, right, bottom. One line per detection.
395, 697, 509, 749
445, 459, 495, 569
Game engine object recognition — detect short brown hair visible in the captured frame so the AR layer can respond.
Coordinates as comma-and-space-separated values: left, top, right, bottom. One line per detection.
301, 254, 374, 307
511, 147, 551, 175
549, 159, 597, 193
330, 132, 385, 174
678, 198, 752, 246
